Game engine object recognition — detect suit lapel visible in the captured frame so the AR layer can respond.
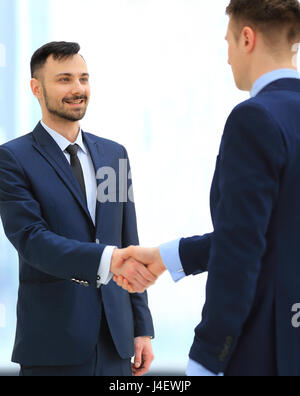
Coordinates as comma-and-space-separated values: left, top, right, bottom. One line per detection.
32, 122, 94, 225
83, 132, 110, 235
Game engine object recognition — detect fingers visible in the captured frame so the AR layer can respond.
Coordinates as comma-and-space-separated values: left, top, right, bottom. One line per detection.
111, 249, 160, 293
113, 276, 134, 293
132, 360, 151, 377
132, 339, 154, 377
114, 275, 125, 288
128, 259, 157, 284
122, 278, 135, 294
110, 246, 139, 276
133, 270, 156, 288
122, 259, 157, 291
129, 246, 166, 279
136, 263, 157, 283
121, 277, 135, 294
113, 275, 148, 294
113, 273, 147, 294
133, 343, 142, 372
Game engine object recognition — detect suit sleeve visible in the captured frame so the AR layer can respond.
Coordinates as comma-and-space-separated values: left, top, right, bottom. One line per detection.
179, 233, 213, 275
184, 102, 286, 374
0, 145, 105, 287
121, 147, 155, 339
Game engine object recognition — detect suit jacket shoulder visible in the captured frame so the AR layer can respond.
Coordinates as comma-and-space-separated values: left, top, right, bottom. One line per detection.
1, 132, 34, 152
83, 131, 127, 156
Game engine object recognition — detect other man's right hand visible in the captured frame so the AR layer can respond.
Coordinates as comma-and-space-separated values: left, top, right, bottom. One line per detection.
110, 247, 158, 293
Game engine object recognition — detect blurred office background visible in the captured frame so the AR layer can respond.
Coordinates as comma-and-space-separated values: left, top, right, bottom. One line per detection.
0, 0, 272, 375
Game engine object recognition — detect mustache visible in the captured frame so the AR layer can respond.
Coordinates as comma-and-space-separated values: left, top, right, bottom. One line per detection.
63, 95, 88, 102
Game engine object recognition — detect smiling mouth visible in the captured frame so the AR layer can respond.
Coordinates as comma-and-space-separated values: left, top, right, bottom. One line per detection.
64, 99, 85, 105
63, 96, 87, 106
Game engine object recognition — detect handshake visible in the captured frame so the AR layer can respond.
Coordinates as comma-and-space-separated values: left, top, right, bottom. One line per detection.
110, 246, 167, 293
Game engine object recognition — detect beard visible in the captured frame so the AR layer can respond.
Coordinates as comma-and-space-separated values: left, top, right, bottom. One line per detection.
42, 84, 88, 122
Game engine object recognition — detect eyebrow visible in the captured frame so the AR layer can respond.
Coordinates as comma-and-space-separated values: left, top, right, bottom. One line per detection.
55, 73, 90, 77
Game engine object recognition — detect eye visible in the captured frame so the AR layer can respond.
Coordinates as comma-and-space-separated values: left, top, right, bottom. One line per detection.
80, 78, 89, 83
59, 77, 70, 82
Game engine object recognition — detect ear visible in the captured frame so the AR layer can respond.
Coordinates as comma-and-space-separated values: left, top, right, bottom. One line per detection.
30, 78, 42, 100
241, 26, 256, 53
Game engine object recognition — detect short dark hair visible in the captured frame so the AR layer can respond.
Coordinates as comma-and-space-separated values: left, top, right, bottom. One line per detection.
30, 41, 81, 78
226, 0, 300, 44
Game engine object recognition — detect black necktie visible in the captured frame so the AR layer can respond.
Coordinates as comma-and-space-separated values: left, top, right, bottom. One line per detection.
66, 144, 87, 204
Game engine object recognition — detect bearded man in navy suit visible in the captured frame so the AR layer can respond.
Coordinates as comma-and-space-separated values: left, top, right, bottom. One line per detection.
115, 0, 300, 376
0, 42, 156, 376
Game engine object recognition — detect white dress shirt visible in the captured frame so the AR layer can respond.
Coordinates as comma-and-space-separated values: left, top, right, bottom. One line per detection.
41, 121, 114, 287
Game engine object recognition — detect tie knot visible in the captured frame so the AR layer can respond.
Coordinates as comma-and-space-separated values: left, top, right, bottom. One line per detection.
66, 144, 79, 157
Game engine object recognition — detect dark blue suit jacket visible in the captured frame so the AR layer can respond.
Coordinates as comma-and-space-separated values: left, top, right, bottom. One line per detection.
0, 123, 154, 366
179, 79, 300, 376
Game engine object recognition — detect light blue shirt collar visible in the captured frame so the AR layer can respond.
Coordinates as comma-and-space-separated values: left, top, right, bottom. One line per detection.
250, 68, 300, 97
40, 121, 87, 154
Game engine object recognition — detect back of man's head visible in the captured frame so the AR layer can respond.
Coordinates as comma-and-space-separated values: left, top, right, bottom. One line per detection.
226, 0, 300, 47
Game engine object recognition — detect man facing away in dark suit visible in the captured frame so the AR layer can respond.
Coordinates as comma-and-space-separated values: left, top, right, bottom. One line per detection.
114, 0, 300, 376
0, 42, 157, 376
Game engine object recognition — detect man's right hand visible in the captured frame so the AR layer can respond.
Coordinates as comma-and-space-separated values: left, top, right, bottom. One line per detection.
112, 246, 167, 293
110, 248, 158, 293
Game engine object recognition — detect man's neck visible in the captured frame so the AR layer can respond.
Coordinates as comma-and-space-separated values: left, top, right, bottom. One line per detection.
250, 60, 297, 92
42, 115, 80, 143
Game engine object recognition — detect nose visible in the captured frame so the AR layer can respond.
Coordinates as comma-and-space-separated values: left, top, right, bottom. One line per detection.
70, 79, 86, 96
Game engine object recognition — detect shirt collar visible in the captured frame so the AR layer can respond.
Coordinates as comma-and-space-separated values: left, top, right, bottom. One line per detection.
40, 121, 87, 154
250, 68, 300, 98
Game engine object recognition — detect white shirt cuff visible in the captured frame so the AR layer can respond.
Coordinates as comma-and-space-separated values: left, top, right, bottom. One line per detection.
159, 239, 186, 283
97, 245, 115, 287
186, 359, 224, 377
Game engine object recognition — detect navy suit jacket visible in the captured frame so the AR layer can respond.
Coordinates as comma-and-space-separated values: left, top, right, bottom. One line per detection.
179, 79, 300, 376
0, 123, 154, 366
